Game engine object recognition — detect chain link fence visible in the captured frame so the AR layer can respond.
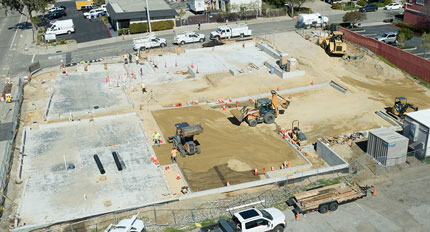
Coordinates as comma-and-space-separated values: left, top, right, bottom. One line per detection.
0, 81, 23, 217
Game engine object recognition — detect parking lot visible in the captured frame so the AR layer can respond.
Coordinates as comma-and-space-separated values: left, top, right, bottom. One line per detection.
357, 24, 429, 60
52, 1, 111, 43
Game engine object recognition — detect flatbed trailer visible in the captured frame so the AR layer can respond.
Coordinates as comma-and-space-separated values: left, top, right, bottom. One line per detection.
287, 182, 372, 214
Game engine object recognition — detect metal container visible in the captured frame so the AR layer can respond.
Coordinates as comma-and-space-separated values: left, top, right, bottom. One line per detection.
287, 58, 297, 72
367, 128, 408, 166
280, 52, 289, 65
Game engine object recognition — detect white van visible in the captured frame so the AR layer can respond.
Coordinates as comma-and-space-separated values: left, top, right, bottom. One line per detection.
46, 19, 75, 35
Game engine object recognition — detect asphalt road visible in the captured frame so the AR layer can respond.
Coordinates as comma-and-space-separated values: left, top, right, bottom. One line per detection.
358, 24, 429, 59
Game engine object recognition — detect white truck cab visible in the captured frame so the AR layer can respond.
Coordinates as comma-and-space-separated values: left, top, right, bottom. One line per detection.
174, 32, 205, 45
297, 13, 329, 29
133, 33, 167, 51
105, 214, 145, 232
210, 24, 252, 40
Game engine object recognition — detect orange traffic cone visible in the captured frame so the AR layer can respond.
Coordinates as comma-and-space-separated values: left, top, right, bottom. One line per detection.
62, 67, 66, 74
229, 97, 232, 102
254, 168, 258, 175
263, 168, 266, 174
65, 72, 68, 76
296, 212, 300, 221
176, 173, 181, 180
236, 100, 239, 107
372, 187, 376, 196
223, 106, 226, 111
311, 80, 315, 85
191, 61, 194, 68
249, 98, 253, 102
271, 166, 275, 171
226, 182, 230, 187
196, 66, 199, 74
287, 161, 290, 168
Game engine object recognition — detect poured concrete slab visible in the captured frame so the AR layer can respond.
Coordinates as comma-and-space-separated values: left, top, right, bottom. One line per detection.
19, 113, 172, 226
46, 72, 131, 120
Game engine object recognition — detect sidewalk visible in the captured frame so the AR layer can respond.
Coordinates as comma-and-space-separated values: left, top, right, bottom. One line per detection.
22, 15, 293, 56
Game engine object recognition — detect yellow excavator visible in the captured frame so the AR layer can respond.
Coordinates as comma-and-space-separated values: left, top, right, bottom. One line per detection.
318, 31, 347, 56
230, 90, 290, 127
387, 97, 418, 120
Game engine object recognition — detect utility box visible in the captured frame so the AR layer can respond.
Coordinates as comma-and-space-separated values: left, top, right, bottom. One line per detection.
280, 52, 288, 66
403, 109, 430, 159
367, 128, 408, 166
287, 58, 297, 72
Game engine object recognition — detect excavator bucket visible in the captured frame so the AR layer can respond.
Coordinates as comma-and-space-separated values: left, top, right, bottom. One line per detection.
230, 107, 247, 123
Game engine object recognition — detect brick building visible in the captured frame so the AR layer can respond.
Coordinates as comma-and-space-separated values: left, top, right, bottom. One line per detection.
404, 0, 430, 28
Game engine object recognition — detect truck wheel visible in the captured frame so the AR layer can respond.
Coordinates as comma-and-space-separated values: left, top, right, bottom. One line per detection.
318, 204, 329, 214
179, 149, 186, 157
215, 36, 220, 41
240, 33, 244, 38
140, 46, 146, 51
248, 119, 257, 127
263, 113, 275, 124
160, 43, 166, 48
67, 31, 71, 35
273, 225, 284, 232
181, 41, 185, 45
199, 38, 204, 43
329, 202, 338, 211
196, 146, 201, 154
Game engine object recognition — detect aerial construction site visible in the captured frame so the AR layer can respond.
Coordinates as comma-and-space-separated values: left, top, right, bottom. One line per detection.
4, 29, 430, 231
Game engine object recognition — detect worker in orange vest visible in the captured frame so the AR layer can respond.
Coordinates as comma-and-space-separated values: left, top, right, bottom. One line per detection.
171, 148, 178, 163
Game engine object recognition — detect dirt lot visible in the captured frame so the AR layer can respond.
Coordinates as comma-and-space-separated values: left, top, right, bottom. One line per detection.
152, 105, 307, 191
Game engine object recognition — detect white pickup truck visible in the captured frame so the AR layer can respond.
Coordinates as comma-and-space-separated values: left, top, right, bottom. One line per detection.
210, 24, 252, 40
174, 32, 205, 45
132, 35, 167, 51
105, 214, 145, 232
200, 208, 286, 232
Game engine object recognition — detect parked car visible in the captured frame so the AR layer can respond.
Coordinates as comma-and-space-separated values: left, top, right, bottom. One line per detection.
374, 32, 397, 44
105, 214, 145, 232
48, 6, 66, 12
81, 5, 94, 12
99, 4, 107, 11
384, 3, 401, 10
83, 8, 105, 18
45, 9, 67, 20
174, 32, 205, 45
359, 4, 378, 12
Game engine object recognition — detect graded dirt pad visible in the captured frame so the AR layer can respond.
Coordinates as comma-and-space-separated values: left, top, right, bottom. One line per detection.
151, 105, 306, 191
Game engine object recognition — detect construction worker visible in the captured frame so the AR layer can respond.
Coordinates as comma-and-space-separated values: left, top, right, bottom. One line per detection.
141, 83, 147, 94
128, 53, 132, 63
152, 131, 161, 147
171, 148, 178, 163
124, 54, 128, 64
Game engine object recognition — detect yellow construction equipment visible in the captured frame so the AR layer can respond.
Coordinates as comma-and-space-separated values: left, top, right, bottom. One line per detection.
230, 90, 290, 127
387, 97, 418, 120
318, 31, 347, 56
288, 120, 307, 146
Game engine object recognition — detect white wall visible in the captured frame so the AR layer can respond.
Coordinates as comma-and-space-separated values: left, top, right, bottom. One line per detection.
229, 0, 262, 13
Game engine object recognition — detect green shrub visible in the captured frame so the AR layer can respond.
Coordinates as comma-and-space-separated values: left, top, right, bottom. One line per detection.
129, 20, 174, 34
374, 2, 385, 7
58, 40, 67, 45
31, 16, 42, 25
383, 0, 392, 5
357, 0, 367, 6
396, 22, 427, 34
331, 3, 343, 10
117, 28, 129, 35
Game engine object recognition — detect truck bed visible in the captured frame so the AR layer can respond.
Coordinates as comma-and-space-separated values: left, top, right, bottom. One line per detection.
200, 219, 238, 232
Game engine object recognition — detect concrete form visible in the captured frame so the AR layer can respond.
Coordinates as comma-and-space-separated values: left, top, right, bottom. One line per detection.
17, 113, 173, 228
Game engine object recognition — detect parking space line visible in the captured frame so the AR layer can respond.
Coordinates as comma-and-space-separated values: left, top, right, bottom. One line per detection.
10, 13, 24, 51
31, 54, 36, 63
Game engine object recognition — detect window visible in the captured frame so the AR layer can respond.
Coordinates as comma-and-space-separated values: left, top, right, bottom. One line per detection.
416, 0, 424, 5
245, 219, 269, 229
245, 220, 258, 229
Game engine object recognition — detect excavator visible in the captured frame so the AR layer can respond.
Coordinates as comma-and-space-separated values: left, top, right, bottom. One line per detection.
288, 120, 307, 146
230, 90, 290, 127
387, 97, 418, 120
318, 31, 347, 56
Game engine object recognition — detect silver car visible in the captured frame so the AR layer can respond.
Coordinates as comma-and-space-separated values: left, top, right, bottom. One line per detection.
374, 32, 397, 44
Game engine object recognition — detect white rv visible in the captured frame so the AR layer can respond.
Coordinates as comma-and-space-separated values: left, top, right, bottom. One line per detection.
297, 13, 329, 29
46, 19, 75, 35
189, 0, 205, 13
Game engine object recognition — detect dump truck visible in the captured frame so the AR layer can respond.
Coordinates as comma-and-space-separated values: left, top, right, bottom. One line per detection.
230, 90, 289, 127
318, 31, 347, 56
168, 122, 203, 157
200, 207, 286, 232
287, 182, 373, 215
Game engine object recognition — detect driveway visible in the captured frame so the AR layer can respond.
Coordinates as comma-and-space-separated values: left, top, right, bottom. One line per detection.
357, 24, 429, 59
53, 1, 111, 43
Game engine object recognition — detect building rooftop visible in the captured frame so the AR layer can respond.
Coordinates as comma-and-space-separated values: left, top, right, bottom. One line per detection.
108, 0, 171, 12
406, 109, 430, 127
369, 127, 408, 144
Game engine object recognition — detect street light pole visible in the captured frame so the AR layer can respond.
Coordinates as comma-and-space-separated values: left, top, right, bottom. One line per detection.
145, 0, 152, 33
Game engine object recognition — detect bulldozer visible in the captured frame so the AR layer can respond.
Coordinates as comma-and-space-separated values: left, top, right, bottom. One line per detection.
387, 97, 418, 120
230, 90, 290, 127
318, 31, 347, 56
168, 122, 203, 157
288, 120, 307, 146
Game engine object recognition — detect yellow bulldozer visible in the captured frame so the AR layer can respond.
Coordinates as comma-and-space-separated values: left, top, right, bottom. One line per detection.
318, 31, 347, 56
230, 90, 290, 127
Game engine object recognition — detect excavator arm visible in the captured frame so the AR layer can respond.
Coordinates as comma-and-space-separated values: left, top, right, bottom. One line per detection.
271, 90, 290, 112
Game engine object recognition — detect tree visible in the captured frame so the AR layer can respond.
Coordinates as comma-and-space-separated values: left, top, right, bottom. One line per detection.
0, 0, 51, 42
294, 0, 314, 13
342, 11, 366, 27
94, 0, 106, 6
396, 32, 406, 48
421, 32, 430, 57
